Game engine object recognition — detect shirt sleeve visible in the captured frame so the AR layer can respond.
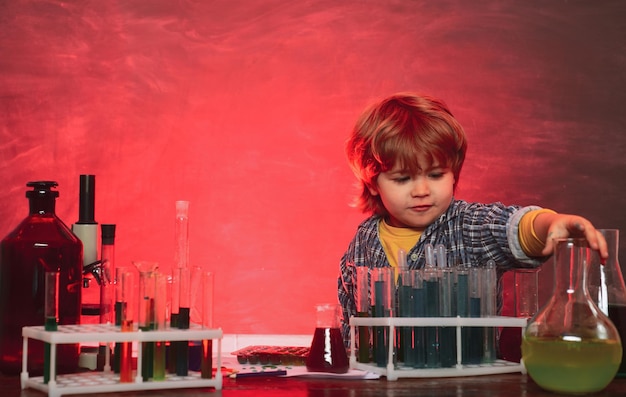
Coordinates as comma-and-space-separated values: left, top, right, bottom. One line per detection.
518, 208, 557, 256
507, 205, 549, 266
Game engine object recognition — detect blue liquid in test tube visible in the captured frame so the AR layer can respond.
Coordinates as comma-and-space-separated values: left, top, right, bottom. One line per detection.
371, 268, 392, 367
412, 270, 426, 368
467, 267, 483, 364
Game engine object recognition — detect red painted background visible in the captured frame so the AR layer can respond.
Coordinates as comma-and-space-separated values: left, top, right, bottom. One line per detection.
1, 0, 625, 335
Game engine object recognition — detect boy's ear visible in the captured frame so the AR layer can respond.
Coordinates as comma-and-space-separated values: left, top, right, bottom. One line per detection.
367, 183, 379, 196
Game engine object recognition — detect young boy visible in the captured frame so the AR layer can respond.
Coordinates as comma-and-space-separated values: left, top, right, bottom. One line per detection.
337, 92, 608, 346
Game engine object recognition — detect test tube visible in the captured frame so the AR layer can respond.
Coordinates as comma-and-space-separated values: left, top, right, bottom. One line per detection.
167, 268, 180, 373
112, 267, 129, 373
398, 267, 414, 367
44, 271, 59, 384
396, 250, 411, 366
135, 261, 158, 381
175, 201, 190, 269
98, 227, 115, 371
466, 267, 483, 364
437, 245, 455, 368
99, 224, 116, 325
355, 266, 371, 363
371, 267, 392, 367
176, 266, 191, 376
423, 244, 440, 368
153, 272, 167, 380
411, 269, 426, 368
119, 269, 135, 383
200, 270, 214, 379
482, 260, 497, 363
455, 265, 469, 365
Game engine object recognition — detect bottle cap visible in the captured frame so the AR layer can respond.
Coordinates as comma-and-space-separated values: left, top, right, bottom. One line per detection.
26, 181, 59, 199
101, 224, 116, 245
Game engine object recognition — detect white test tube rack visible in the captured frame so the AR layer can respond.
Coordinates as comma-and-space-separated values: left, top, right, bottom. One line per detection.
21, 323, 223, 397
349, 315, 527, 381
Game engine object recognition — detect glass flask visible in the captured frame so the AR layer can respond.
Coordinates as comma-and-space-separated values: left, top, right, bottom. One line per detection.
0, 181, 82, 375
522, 238, 622, 394
587, 229, 626, 377
306, 303, 349, 373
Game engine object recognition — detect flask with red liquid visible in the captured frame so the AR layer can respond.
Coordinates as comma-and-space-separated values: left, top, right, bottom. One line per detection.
587, 229, 626, 378
305, 303, 349, 373
0, 181, 82, 375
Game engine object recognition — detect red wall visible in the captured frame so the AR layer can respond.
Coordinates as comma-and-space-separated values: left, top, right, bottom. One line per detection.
1, 0, 625, 335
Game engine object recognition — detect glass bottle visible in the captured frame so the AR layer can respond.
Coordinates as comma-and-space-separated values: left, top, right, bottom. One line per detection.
0, 181, 82, 375
522, 238, 622, 394
306, 303, 349, 373
587, 229, 626, 377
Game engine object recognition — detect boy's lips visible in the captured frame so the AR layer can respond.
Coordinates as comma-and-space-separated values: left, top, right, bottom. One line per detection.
410, 205, 432, 212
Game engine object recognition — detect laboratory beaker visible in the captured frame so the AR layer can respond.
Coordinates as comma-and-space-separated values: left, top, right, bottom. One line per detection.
588, 229, 626, 377
522, 238, 622, 394
500, 267, 540, 363
306, 303, 349, 373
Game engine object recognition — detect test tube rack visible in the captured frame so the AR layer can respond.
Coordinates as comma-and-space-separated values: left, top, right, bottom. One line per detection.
349, 316, 527, 381
20, 323, 223, 397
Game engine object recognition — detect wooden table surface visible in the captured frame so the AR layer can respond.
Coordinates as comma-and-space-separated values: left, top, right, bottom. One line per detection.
3, 372, 626, 397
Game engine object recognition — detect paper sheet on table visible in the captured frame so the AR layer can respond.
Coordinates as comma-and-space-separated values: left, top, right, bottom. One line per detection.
284, 367, 380, 379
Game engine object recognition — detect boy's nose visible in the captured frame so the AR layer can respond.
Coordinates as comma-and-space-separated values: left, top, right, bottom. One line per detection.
411, 179, 429, 197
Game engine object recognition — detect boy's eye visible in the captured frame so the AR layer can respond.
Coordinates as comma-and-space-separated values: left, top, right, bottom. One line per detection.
429, 172, 444, 179
393, 176, 411, 183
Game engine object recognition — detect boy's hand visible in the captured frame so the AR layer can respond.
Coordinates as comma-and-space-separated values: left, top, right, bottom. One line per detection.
539, 214, 609, 260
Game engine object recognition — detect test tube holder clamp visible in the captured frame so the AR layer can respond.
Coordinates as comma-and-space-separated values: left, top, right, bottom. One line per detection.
21, 323, 223, 397
349, 316, 527, 381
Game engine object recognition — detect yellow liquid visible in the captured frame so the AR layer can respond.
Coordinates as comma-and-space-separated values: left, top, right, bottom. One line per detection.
522, 336, 622, 394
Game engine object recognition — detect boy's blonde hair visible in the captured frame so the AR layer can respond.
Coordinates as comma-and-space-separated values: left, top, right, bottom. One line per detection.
346, 92, 468, 215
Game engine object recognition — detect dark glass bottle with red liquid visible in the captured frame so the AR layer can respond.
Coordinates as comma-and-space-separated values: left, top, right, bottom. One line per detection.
587, 229, 626, 378
305, 303, 349, 374
0, 181, 82, 375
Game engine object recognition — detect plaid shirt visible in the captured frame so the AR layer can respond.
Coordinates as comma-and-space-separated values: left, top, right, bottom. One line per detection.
337, 198, 545, 345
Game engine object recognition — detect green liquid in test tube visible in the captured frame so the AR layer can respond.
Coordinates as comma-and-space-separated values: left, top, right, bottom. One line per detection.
135, 261, 158, 382
44, 272, 59, 384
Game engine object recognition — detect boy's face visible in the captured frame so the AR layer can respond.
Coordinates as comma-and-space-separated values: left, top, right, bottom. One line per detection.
369, 161, 454, 230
